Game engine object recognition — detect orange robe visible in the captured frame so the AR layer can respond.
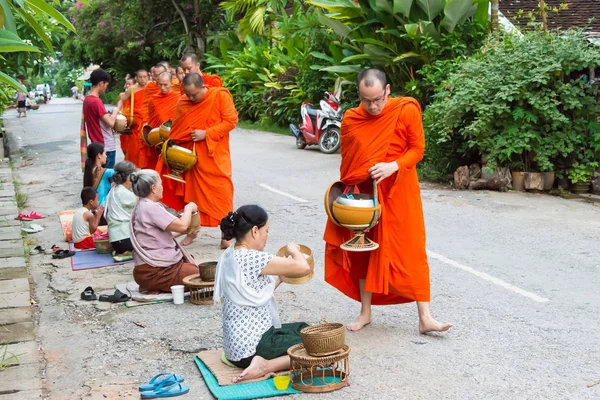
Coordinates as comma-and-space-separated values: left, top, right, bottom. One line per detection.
124, 88, 146, 167
179, 73, 222, 95
120, 96, 131, 156
140, 91, 181, 170
323, 97, 430, 305
172, 79, 181, 94
155, 86, 238, 226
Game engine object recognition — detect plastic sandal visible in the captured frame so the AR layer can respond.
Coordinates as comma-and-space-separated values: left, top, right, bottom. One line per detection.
15, 213, 33, 221
80, 286, 97, 301
140, 381, 189, 399
28, 211, 44, 219
99, 289, 130, 303
52, 250, 75, 259
138, 373, 184, 392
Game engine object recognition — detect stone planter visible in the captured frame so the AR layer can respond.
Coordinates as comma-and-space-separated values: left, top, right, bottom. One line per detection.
571, 181, 591, 194
541, 172, 555, 191
511, 171, 525, 191
524, 172, 544, 191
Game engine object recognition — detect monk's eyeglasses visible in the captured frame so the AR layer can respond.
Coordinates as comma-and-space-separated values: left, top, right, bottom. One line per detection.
359, 90, 387, 106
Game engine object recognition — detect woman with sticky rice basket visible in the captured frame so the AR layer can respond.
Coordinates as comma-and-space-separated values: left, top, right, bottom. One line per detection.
129, 170, 201, 293
104, 161, 137, 255
214, 205, 311, 383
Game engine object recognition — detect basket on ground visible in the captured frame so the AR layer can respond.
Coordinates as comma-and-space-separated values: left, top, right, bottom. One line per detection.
288, 343, 350, 393
275, 244, 314, 284
300, 323, 345, 357
94, 239, 112, 254
182, 273, 214, 305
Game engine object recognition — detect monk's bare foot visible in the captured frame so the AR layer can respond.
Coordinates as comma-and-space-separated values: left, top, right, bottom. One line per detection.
346, 313, 372, 331
181, 231, 198, 246
419, 317, 452, 334
231, 356, 267, 383
220, 239, 232, 249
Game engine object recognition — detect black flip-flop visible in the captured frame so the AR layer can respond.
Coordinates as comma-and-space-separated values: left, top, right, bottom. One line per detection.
99, 289, 130, 303
52, 250, 75, 259
81, 286, 97, 301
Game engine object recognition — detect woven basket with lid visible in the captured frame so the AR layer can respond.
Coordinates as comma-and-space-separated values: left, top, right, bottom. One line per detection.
276, 244, 315, 285
300, 323, 345, 357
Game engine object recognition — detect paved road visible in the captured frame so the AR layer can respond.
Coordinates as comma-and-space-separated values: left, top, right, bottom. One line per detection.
3, 98, 599, 399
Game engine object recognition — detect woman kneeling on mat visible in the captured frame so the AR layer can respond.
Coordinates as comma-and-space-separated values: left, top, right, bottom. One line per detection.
214, 205, 311, 383
105, 161, 137, 255
129, 169, 200, 293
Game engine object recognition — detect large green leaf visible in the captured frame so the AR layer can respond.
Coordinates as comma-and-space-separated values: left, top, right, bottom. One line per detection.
352, 37, 397, 52
415, 0, 445, 20
318, 14, 351, 37
393, 0, 413, 17
404, 23, 419, 36
310, 51, 335, 63
0, 39, 40, 52
306, 0, 362, 19
0, 0, 17, 32
392, 51, 421, 62
474, 0, 489, 27
340, 53, 374, 63
441, 0, 475, 33
24, 0, 75, 32
15, 7, 53, 53
320, 65, 363, 73
0, 70, 25, 92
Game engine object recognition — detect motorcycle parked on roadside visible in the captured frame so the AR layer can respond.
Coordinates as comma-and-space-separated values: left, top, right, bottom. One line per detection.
289, 90, 342, 154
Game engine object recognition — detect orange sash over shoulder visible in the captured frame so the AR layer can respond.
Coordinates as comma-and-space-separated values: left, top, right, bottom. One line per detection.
179, 73, 222, 95
138, 91, 181, 170
156, 86, 238, 226
323, 97, 430, 305
141, 81, 159, 122
124, 88, 146, 167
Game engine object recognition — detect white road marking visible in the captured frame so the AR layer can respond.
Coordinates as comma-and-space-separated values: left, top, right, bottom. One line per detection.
427, 250, 550, 303
259, 183, 309, 203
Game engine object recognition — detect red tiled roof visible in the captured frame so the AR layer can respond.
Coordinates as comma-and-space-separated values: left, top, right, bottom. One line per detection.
500, 0, 600, 32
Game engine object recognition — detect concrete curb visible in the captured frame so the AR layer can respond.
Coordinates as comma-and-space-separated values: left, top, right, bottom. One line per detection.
0, 125, 43, 399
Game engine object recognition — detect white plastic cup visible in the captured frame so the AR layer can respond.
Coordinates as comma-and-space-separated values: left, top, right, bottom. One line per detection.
171, 285, 185, 305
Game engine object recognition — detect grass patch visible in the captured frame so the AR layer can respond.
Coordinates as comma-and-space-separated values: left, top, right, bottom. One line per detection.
15, 191, 28, 209
237, 120, 291, 136
0, 343, 20, 371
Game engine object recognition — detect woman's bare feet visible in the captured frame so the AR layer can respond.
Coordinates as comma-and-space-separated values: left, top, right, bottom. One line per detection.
181, 230, 199, 246
418, 316, 452, 334
232, 356, 268, 383
346, 312, 372, 331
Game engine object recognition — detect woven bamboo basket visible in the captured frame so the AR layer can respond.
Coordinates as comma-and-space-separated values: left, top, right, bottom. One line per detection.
199, 261, 217, 282
182, 273, 214, 305
300, 323, 345, 357
275, 244, 315, 285
288, 343, 350, 393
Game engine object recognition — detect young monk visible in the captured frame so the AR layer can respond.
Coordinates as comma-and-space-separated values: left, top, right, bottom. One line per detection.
117, 69, 148, 167
155, 73, 238, 248
140, 71, 180, 170
72, 187, 104, 249
117, 77, 136, 158
213, 205, 311, 383
323, 69, 452, 334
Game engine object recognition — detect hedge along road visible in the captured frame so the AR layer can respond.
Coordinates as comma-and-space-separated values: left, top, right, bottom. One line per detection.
4, 97, 600, 399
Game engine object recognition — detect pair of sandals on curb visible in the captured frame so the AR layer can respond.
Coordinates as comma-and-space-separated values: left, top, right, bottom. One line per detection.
139, 373, 189, 399
80, 286, 130, 303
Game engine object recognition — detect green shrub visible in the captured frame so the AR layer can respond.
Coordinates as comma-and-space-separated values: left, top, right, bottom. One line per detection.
424, 30, 600, 178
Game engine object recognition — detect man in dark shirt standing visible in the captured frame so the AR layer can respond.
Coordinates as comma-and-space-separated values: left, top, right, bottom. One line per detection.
83, 69, 120, 168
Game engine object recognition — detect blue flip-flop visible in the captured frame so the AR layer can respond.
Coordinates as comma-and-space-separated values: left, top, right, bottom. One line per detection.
140, 381, 190, 399
138, 373, 184, 392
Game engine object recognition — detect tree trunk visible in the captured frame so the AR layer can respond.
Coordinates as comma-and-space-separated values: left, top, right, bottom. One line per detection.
490, 0, 499, 32
539, 0, 548, 31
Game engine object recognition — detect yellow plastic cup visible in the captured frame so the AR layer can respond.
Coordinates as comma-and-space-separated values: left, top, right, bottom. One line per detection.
273, 375, 290, 390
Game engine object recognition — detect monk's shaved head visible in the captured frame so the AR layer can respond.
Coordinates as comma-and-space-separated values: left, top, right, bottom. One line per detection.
154, 64, 167, 73
182, 72, 204, 89
357, 68, 387, 89
157, 71, 172, 94
180, 52, 198, 64
158, 61, 170, 69
136, 69, 148, 77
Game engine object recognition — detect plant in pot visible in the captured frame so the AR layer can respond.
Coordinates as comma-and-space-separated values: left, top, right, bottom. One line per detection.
568, 162, 598, 194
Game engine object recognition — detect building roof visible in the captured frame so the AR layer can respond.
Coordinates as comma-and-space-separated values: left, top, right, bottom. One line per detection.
500, 0, 600, 33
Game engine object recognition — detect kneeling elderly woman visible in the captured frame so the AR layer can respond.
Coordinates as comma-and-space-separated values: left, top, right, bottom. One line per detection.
214, 205, 311, 383
129, 169, 200, 293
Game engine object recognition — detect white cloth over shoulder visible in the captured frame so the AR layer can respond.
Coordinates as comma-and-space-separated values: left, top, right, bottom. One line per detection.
214, 246, 281, 329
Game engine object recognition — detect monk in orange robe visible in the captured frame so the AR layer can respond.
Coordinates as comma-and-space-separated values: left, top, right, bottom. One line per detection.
324, 69, 452, 334
117, 77, 135, 157
179, 52, 222, 95
118, 69, 148, 167
155, 72, 238, 248
142, 71, 180, 170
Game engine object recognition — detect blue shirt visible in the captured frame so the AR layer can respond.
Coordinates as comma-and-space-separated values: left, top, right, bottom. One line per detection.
97, 169, 115, 206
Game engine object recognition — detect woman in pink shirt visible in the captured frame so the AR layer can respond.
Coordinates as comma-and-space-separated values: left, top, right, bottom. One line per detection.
129, 169, 200, 292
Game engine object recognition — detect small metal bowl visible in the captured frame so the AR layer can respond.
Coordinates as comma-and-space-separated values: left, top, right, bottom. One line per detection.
335, 194, 375, 208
